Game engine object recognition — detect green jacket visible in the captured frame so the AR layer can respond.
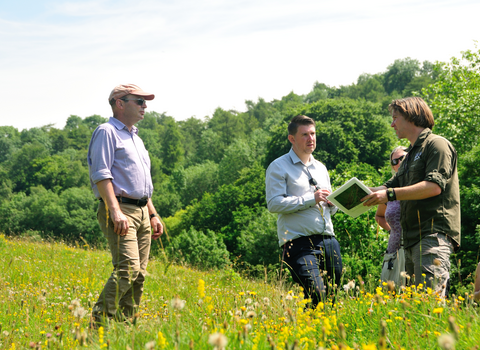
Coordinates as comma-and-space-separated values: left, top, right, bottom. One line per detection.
384, 129, 460, 249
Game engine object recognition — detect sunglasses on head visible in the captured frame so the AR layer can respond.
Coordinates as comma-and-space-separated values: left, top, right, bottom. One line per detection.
120, 98, 146, 106
391, 154, 405, 166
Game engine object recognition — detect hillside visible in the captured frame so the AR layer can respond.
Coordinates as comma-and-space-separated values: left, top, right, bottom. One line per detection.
1, 235, 479, 349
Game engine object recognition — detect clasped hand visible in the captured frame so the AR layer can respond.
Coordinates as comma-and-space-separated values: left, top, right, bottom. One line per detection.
315, 189, 332, 206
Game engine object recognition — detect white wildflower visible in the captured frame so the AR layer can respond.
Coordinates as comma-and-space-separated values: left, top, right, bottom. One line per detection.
73, 307, 88, 318
171, 296, 186, 310
208, 332, 227, 350
145, 341, 156, 350
438, 333, 455, 350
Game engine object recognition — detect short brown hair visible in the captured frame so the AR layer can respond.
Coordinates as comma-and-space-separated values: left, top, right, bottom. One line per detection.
288, 115, 315, 135
388, 97, 435, 129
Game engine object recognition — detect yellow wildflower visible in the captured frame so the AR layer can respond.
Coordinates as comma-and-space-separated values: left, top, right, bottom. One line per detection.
198, 279, 205, 299
158, 331, 167, 348
362, 344, 377, 350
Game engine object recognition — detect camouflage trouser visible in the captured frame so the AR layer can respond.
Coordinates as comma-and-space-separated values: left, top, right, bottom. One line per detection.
405, 233, 453, 297
92, 203, 151, 323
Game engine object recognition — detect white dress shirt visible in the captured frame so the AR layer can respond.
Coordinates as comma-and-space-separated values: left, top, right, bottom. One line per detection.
266, 148, 337, 247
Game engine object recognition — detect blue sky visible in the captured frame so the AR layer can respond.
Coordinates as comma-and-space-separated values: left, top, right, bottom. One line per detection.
1, 0, 479, 130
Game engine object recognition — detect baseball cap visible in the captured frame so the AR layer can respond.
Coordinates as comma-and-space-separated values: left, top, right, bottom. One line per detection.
108, 84, 155, 104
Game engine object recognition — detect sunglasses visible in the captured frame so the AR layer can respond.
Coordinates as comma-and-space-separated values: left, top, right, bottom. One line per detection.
120, 98, 146, 106
391, 154, 405, 166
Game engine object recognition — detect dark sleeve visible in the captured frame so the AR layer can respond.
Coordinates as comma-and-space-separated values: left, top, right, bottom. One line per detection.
423, 137, 457, 192
383, 173, 399, 189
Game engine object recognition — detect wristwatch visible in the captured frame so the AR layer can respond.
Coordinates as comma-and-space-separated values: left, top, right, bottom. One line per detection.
150, 213, 159, 220
387, 188, 396, 201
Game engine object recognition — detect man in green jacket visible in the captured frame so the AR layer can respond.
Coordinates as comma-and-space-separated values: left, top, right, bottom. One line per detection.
362, 97, 460, 296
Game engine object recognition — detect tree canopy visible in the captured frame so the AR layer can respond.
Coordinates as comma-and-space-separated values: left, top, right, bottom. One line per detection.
1, 47, 479, 290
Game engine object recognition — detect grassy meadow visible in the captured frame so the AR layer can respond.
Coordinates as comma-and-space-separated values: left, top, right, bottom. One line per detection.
0, 234, 479, 350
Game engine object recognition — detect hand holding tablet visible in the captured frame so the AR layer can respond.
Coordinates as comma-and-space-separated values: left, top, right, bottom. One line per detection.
326, 177, 372, 218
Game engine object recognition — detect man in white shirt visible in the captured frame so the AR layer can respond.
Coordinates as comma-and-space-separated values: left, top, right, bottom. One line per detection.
266, 115, 342, 307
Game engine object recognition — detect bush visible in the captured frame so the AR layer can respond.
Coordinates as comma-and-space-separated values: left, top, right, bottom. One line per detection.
236, 207, 280, 266
168, 226, 230, 270
0, 186, 104, 246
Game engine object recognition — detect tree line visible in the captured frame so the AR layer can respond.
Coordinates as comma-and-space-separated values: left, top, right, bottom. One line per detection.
1, 48, 479, 293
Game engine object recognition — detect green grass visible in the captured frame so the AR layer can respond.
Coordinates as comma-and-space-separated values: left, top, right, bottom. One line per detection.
0, 234, 479, 349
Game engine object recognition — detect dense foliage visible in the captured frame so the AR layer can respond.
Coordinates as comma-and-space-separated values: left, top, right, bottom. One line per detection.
1, 47, 479, 293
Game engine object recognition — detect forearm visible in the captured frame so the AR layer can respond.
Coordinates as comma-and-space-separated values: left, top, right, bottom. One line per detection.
375, 203, 390, 231
375, 215, 391, 231
96, 179, 121, 212
147, 198, 164, 239
267, 195, 316, 214
394, 181, 441, 201
363, 181, 442, 206
147, 199, 158, 217
370, 185, 387, 192
96, 179, 129, 235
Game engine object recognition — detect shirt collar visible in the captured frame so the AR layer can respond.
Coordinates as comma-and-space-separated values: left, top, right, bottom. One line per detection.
409, 128, 432, 150
288, 147, 313, 165
109, 117, 139, 135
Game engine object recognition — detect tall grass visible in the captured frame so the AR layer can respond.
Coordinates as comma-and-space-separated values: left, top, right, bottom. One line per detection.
0, 234, 478, 349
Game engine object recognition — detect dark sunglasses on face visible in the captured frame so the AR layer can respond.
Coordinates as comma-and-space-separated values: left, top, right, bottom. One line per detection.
391, 154, 405, 166
120, 98, 146, 106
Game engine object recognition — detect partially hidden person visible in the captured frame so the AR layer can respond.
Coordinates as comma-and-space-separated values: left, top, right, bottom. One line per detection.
474, 262, 480, 302
375, 146, 407, 287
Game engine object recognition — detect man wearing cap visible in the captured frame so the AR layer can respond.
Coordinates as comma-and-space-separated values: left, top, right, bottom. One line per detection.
87, 84, 163, 325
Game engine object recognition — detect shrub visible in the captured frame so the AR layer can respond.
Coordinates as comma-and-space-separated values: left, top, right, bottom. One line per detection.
236, 207, 280, 266
168, 226, 230, 270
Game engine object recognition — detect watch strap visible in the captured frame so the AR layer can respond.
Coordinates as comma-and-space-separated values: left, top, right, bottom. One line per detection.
387, 188, 396, 201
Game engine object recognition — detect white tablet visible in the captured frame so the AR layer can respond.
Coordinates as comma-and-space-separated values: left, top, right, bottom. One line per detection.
327, 177, 372, 218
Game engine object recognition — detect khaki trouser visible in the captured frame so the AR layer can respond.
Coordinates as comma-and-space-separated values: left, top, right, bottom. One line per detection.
405, 233, 453, 297
92, 202, 151, 323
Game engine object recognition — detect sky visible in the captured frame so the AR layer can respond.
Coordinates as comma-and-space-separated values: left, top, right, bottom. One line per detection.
1, 0, 479, 131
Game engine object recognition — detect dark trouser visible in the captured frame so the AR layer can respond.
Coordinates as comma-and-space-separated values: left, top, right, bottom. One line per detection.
282, 235, 342, 308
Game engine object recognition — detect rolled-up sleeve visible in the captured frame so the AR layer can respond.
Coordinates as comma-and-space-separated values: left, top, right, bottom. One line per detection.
423, 138, 456, 192
88, 128, 114, 184
384, 174, 399, 189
